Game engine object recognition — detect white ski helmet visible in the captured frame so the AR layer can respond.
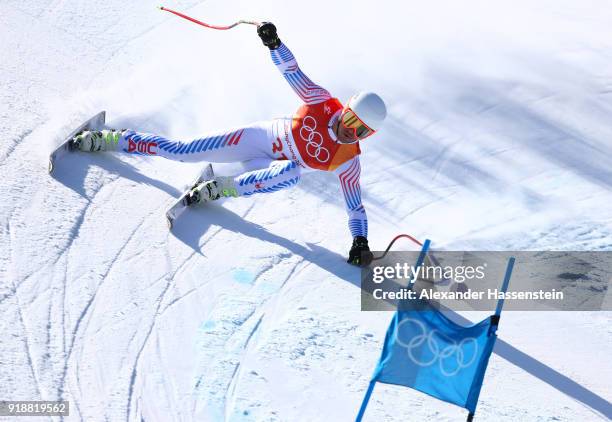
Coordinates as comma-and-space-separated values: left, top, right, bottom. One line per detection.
345, 91, 387, 132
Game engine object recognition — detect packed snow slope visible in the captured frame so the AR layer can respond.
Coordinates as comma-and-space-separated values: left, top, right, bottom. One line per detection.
1, 0, 611, 421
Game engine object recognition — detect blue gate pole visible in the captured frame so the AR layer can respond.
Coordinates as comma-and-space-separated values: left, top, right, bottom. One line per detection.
355, 380, 376, 422
407, 239, 431, 291
495, 257, 515, 317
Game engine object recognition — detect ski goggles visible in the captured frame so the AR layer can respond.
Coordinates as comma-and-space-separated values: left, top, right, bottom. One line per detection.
340, 107, 376, 140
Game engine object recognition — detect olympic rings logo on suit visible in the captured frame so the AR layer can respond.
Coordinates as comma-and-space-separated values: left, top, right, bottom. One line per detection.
299, 116, 330, 163
395, 318, 479, 377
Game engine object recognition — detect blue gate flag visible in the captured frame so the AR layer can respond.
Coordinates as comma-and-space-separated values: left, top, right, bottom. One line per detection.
372, 305, 497, 413
356, 254, 515, 421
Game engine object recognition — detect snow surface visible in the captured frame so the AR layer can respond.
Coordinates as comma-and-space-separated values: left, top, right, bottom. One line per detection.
1, 0, 611, 421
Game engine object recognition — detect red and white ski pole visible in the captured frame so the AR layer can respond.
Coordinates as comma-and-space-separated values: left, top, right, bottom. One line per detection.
158, 6, 261, 30
373, 233, 443, 268
373, 234, 424, 261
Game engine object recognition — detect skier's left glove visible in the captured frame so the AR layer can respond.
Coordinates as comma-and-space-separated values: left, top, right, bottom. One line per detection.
347, 236, 374, 267
257, 22, 281, 49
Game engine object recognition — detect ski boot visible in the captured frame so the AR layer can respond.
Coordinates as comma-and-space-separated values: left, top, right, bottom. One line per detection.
185, 180, 220, 206
186, 176, 239, 206
71, 129, 123, 152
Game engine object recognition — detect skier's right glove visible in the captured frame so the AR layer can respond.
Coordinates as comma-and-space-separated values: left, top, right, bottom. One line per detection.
257, 22, 281, 49
347, 236, 374, 267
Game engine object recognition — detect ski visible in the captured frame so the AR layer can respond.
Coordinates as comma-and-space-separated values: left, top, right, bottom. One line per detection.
166, 163, 215, 230
48, 111, 106, 175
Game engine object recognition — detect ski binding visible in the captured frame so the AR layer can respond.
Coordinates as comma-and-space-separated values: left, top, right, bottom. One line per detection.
48, 111, 106, 175
166, 163, 215, 230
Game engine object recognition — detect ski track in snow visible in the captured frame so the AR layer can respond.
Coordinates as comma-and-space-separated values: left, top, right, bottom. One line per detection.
59, 190, 162, 420
222, 258, 305, 409
10, 282, 43, 400
126, 223, 227, 422
0, 128, 34, 165
221, 259, 310, 420
2, 0, 612, 421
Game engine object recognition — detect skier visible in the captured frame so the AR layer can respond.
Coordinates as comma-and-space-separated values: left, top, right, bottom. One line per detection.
72, 23, 386, 266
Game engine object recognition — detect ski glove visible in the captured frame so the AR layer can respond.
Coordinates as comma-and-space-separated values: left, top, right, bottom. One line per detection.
347, 236, 374, 267
257, 22, 281, 49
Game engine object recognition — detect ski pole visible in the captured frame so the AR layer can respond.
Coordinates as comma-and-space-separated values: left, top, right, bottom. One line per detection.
373, 233, 444, 277
158, 6, 261, 30
373, 234, 424, 261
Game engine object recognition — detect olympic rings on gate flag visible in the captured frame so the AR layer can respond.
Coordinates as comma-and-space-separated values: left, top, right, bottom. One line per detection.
394, 318, 479, 377
299, 116, 330, 163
